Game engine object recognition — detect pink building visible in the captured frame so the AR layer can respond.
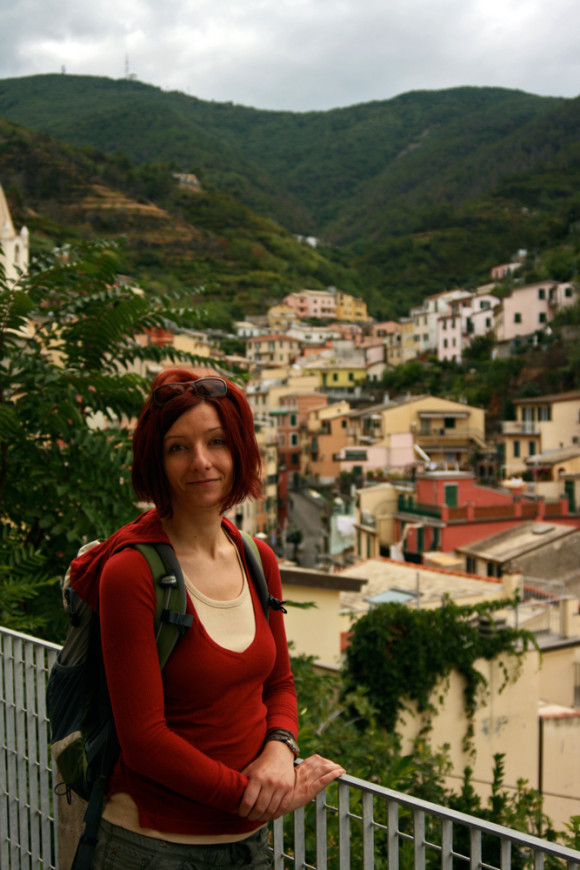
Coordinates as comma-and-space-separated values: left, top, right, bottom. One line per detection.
283, 290, 336, 320
494, 281, 577, 349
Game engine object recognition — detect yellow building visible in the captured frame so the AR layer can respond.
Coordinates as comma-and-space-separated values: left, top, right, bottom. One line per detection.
498, 390, 580, 480
279, 566, 366, 670
395, 316, 414, 362
267, 303, 296, 332
348, 394, 487, 469
301, 359, 368, 393
334, 290, 369, 323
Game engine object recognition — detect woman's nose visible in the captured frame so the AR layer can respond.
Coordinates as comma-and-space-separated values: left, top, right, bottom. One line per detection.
190, 444, 211, 469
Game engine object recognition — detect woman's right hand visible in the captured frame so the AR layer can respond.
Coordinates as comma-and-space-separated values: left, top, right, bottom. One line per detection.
270, 754, 345, 820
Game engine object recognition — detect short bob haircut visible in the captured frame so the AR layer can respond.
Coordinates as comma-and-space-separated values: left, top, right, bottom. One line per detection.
132, 368, 262, 518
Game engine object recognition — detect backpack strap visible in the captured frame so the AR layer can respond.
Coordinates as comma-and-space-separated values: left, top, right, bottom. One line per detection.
133, 542, 194, 670
240, 531, 287, 619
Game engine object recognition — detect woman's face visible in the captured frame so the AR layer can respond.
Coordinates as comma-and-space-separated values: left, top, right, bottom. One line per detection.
162, 402, 234, 514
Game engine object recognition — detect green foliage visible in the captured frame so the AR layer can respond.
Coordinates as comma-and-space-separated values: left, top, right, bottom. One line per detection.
344, 600, 537, 750
0, 239, 208, 640
291, 655, 565, 866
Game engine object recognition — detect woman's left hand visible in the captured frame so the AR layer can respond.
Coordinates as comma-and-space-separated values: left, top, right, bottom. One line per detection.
238, 740, 296, 821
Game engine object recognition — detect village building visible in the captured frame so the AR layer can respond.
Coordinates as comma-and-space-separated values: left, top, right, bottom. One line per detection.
498, 390, 580, 480
0, 183, 29, 283
245, 333, 302, 368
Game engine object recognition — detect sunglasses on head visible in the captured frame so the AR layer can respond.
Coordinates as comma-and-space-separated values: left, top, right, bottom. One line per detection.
151, 376, 228, 407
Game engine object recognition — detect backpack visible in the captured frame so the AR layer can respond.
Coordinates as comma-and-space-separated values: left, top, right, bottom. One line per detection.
46, 530, 283, 870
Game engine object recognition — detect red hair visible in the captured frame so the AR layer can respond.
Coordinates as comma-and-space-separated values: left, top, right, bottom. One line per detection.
132, 368, 262, 517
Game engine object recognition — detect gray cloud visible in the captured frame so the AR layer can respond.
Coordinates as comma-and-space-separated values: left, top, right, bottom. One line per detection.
0, 0, 578, 110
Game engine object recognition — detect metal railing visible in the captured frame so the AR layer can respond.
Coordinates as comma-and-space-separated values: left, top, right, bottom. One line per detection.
2, 626, 580, 870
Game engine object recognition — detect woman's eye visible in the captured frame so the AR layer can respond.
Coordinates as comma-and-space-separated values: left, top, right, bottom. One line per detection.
168, 443, 186, 453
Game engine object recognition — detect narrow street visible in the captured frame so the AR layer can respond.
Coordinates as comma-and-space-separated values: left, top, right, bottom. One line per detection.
286, 489, 326, 568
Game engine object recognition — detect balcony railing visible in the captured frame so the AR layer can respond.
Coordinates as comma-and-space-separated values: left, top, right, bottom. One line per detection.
501, 421, 539, 435
2, 626, 580, 870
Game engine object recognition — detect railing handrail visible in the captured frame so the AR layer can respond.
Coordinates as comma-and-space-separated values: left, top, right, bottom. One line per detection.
338, 772, 580, 864
0, 624, 63, 651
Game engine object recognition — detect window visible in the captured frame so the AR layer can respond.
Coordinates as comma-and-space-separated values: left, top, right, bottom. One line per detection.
444, 417, 456, 428
486, 317, 491, 328
538, 288, 545, 300
514, 313, 522, 323
291, 454, 299, 466
333, 373, 338, 382
539, 312, 546, 323
565, 286, 572, 297
538, 406, 551, 421
528, 441, 536, 456
290, 414, 297, 427
278, 434, 286, 447
522, 407, 535, 422
466, 556, 476, 573
348, 372, 354, 381
513, 440, 520, 458
443, 338, 448, 348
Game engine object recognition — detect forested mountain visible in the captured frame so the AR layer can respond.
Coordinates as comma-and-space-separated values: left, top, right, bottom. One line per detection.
1, 74, 580, 317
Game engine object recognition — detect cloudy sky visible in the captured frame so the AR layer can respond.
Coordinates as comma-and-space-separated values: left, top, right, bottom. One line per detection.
1, 0, 579, 112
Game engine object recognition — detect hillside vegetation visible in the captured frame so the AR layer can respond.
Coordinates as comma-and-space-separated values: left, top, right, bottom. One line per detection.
0, 117, 364, 318
1, 74, 580, 316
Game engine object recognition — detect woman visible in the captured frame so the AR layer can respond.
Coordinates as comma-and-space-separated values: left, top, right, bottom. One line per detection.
70, 368, 344, 869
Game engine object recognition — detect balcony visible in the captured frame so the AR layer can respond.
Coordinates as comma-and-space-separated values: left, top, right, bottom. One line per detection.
397, 495, 442, 519
501, 421, 539, 435
2, 626, 579, 870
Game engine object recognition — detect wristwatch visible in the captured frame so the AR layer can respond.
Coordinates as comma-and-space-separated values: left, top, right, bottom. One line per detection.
265, 728, 300, 758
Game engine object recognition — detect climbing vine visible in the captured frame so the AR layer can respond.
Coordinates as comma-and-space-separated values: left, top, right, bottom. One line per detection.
344, 598, 538, 752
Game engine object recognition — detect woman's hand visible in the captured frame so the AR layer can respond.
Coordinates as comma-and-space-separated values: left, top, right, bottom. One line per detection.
238, 747, 345, 822
278, 755, 345, 817
238, 740, 296, 821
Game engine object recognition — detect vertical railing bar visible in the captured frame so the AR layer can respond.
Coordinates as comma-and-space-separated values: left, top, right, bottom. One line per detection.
500, 837, 511, 870
388, 799, 399, 870
293, 804, 306, 869
441, 818, 453, 870
271, 816, 285, 870
15, 638, 31, 870
25, 642, 41, 866
338, 779, 351, 870
534, 850, 545, 870
361, 790, 374, 870
5, 634, 20, 870
470, 827, 482, 870
38, 644, 56, 868
315, 789, 328, 868
0, 634, 10, 870
414, 808, 426, 870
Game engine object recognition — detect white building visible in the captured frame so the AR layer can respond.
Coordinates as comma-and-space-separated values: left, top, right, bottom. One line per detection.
0, 184, 29, 284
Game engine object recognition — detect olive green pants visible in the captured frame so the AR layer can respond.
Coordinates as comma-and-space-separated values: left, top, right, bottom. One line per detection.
92, 819, 272, 869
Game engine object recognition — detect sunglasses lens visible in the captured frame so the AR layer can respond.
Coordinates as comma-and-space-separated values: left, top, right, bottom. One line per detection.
153, 383, 187, 404
194, 378, 227, 397
152, 377, 227, 406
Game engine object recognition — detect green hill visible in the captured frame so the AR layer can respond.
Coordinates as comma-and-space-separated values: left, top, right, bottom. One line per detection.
1, 74, 580, 317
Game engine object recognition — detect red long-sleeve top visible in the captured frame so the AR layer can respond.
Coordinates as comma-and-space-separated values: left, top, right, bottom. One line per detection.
69, 510, 298, 836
